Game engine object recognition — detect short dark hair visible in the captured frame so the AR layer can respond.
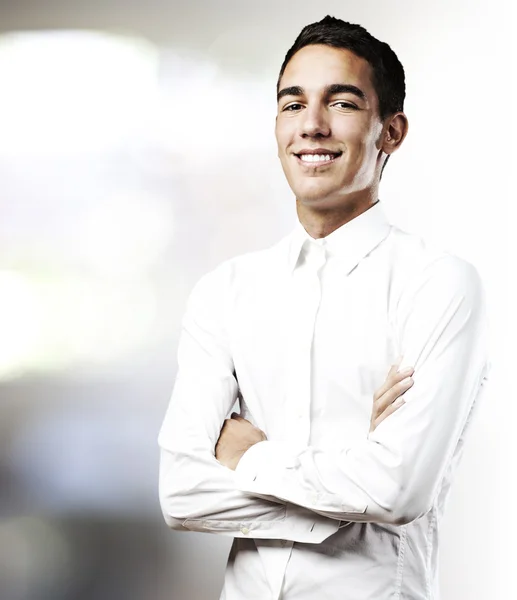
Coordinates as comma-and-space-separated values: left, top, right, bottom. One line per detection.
277, 16, 406, 178
278, 16, 406, 121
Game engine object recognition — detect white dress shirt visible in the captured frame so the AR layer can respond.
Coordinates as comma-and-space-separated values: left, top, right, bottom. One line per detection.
158, 201, 489, 600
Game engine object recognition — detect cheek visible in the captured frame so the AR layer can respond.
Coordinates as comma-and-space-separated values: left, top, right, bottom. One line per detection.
342, 120, 369, 149
275, 118, 298, 154
275, 121, 288, 149
341, 122, 378, 163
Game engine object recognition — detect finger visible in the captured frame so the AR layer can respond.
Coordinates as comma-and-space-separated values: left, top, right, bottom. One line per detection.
374, 363, 405, 399
373, 364, 414, 402
374, 390, 408, 426
389, 355, 404, 376
371, 397, 405, 431
374, 376, 414, 417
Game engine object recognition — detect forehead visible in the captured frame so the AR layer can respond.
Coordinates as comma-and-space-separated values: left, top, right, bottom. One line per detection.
280, 44, 376, 99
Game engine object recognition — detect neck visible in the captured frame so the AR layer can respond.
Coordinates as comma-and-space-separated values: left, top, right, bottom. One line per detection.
296, 189, 379, 239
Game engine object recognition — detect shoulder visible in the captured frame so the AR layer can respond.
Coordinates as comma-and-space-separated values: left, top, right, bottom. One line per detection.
388, 226, 484, 316
389, 224, 480, 281
190, 235, 290, 300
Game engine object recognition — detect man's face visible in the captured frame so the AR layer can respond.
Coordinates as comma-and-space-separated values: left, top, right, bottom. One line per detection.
275, 44, 385, 209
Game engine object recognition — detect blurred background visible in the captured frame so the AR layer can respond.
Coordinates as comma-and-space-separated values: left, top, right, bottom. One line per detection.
0, 1, 514, 599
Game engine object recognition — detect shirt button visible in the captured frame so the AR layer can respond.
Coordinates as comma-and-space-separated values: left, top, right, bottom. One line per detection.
241, 527, 249, 535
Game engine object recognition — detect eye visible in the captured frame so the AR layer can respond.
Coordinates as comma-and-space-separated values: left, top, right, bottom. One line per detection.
332, 101, 357, 110
283, 103, 304, 112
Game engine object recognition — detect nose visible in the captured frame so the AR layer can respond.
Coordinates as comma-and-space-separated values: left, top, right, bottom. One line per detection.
299, 104, 330, 138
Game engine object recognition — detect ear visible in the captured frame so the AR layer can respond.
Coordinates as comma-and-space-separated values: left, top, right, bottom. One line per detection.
381, 112, 409, 156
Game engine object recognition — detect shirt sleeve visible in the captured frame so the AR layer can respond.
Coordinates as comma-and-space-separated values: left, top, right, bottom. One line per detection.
158, 262, 340, 543
235, 255, 490, 525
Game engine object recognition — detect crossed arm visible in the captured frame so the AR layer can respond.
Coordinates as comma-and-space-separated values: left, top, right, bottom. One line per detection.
215, 362, 414, 471
158, 256, 489, 541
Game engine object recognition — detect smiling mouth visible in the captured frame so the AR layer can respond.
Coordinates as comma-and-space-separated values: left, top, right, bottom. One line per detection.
294, 152, 342, 166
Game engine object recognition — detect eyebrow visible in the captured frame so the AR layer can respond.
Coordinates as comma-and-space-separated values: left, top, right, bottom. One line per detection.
276, 83, 367, 103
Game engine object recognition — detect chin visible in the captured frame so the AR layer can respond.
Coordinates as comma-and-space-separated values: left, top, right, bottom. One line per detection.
296, 195, 344, 212
293, 183, 344, 207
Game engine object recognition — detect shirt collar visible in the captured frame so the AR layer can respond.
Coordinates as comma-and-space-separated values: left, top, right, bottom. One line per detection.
287, 201, 391, 274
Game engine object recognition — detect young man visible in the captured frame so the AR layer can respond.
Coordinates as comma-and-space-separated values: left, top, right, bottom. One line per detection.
158, 16, 489, 600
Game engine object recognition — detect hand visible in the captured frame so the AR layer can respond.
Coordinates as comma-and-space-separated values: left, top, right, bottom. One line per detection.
370, 363, 414, 433
215, 413, 267, 470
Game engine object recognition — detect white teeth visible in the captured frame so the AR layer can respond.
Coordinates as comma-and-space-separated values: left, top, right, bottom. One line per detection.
300, 154, 334, 163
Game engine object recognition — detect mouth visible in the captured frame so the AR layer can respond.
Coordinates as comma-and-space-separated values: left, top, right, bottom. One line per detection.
293, 150, 342, 167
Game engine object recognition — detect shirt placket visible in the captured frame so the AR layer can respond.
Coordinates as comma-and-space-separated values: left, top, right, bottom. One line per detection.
285, 241, 326, 446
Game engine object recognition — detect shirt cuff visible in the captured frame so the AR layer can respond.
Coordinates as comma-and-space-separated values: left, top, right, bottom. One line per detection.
235, 440, 303, 490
